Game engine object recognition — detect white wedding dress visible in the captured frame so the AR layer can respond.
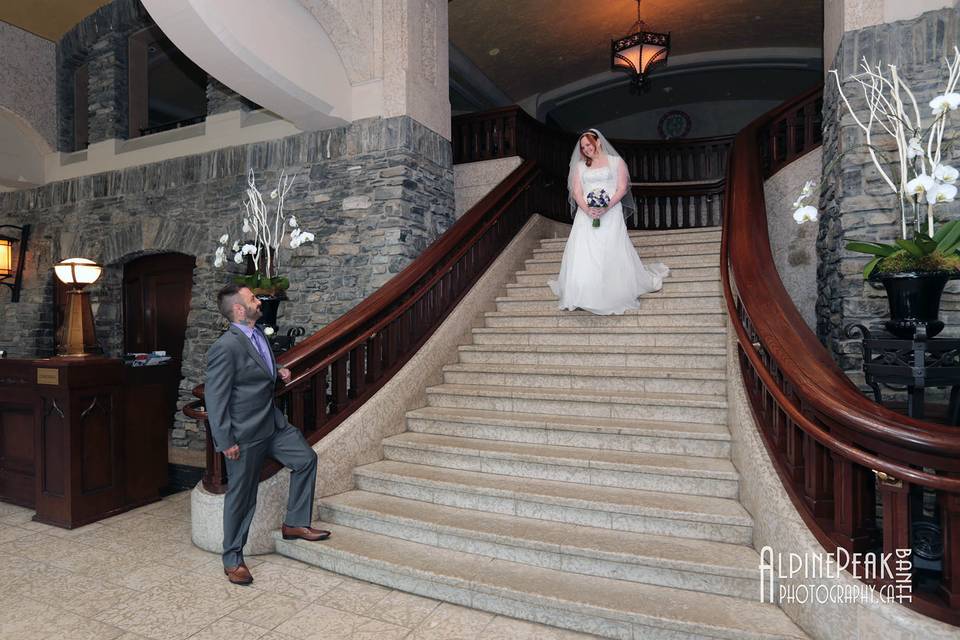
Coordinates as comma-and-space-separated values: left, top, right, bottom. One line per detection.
548, 157, 669, 315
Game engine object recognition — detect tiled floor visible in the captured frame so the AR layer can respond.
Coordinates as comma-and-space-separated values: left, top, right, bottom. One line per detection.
0, 493, 596, 640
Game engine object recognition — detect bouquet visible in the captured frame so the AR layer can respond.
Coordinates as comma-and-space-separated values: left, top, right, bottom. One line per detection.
585, 189, 611, 228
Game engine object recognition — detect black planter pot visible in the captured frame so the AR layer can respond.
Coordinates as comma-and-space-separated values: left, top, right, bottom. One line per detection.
255, 295, 282, 330
870, 271, 955, 339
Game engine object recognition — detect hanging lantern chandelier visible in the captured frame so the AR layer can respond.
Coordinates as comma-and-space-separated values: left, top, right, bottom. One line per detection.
611, 0, 670, 92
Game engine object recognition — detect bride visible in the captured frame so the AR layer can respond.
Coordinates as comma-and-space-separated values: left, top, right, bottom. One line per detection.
548, 129, 669, 315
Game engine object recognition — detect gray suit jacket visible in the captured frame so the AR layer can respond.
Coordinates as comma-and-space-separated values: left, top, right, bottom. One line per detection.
204, 324, 283, 452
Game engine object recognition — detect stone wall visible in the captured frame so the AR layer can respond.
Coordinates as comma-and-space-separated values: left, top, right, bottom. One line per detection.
0, 116, 454, 451
817, 8, 960, 375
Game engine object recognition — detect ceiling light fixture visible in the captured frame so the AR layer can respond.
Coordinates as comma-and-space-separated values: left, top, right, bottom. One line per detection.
611, 0, 670, 93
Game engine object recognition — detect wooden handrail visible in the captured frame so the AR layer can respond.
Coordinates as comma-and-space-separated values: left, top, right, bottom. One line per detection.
723, 83, 960, 625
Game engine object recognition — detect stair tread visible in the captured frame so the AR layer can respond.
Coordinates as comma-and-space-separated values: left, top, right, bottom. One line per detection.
384, 432, 738, 478
406, 406, 732, 440
507, 276, 720, 286
458, 344, 726, 356
484, 309, 726, 318
497, 292, 722, 302
356, 460, 751, 525
321, 491, 758, 575
428, 383, 728, 407
472, 326, 727, 334
445, 362, 726, 380
276, 525, 804, 638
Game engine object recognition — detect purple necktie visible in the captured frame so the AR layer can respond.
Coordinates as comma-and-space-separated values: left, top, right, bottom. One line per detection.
251, 329, 274, 375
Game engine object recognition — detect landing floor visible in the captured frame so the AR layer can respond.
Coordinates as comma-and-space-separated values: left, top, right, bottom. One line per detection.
0, 492, 595, 640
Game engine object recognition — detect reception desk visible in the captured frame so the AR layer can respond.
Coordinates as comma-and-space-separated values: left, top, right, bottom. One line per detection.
0, 357, 176, 528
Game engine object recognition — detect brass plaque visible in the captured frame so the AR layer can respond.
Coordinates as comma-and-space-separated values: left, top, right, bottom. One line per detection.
36, 368, 60, 385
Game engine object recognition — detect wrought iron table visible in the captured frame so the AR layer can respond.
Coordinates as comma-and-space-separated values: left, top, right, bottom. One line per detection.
846, 324, 960, 424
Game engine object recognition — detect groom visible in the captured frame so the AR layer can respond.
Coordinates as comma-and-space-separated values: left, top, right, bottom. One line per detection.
205, 284, 330, 585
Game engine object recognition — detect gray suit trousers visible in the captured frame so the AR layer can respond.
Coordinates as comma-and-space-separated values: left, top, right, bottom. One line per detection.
222, 423, 317, 568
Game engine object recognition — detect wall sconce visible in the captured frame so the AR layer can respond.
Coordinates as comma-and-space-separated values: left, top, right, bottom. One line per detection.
0, 224, 30, 303
54, 257, 103, 357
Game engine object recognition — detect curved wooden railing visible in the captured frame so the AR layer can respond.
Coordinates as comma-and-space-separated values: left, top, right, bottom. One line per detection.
186, 161, 568, 493
723, 84, 960, 625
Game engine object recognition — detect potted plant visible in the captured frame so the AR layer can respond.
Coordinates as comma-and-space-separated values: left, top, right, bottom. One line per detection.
213, 169, 315, 329
794, 48, 960, 338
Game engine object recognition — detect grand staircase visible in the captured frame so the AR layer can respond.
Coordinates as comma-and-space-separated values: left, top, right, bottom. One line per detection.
275, 227, 807, 639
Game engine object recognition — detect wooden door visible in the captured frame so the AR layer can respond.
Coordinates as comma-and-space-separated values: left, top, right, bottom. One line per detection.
123, 254, 194, 359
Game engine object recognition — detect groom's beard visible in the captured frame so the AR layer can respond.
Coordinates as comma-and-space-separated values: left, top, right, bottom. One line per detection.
244, 301, 262, 322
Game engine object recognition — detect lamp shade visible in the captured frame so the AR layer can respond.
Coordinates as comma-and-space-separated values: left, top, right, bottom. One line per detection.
612, 31, 669, 77
0, 237, 11, 276
54, 258, 102, 286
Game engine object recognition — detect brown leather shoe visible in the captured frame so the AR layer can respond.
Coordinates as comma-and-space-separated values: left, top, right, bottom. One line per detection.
224, 563, 253, 585
281, 524, 331, 541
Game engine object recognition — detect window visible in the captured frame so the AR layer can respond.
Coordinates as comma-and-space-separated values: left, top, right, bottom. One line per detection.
128, 26, 207, 138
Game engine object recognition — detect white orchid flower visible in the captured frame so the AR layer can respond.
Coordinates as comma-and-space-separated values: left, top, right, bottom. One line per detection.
930, 92, 960, 114
288, 216, 298, 228
906, 137, 924, 160
218, 233, 229, 244
270, 189, 279, 199
242, 219, 251, 234
289, 237, 301, 249
263, 326, 275, 336
214, 246, 226, 268
800, 180, 816, 198
927, 183, 958, 204
906, 174, 936, 195
793, 205, 818, 224
298, 231, 315, 244
934, 164, 959, 184
233, 252, 243, 264
241, 243, 258, 256
232, 240, 241, 252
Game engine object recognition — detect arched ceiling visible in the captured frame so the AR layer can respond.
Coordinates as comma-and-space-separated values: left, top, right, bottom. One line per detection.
448, 0, 823, 102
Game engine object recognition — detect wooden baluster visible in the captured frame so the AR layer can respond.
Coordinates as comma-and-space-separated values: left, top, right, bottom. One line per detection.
784, 417, 804, 484
367, 333, 383, 383
314, 366, 328, 430
802, 433, 834, 518
349, 345, 365, 399
939, 487, 960, 608
830, 455, 875, 553
330, 356, 348, 414
876, 474, 912, 592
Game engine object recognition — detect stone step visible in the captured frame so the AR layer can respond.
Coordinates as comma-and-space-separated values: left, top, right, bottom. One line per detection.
405, 406, 732, 458
314, 491, 763, 599
495, 293, 724, 313
425, 383, 728, 425
532, 242, 720, 261
275, 525, 805, 640
540, 228, 721, 249
353, 461, 753, 543
454, 346, 727, 371
524, 253, 719, 273
443, 362, 726, 394
514, 265, 719, 284
382, 433, 739, 498
507, 279, 721, 296
470, 326, 728, 348
483, 309, 726, 328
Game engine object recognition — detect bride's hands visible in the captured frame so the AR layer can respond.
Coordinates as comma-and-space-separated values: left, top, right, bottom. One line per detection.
588, 207, 607, 218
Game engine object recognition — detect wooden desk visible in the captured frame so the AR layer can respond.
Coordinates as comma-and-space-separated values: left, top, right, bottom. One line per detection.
0, 357, 176, 528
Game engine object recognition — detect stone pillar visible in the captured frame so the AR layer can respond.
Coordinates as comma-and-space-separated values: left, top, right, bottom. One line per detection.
87, 30, 128, 143
817, 8, 960, 374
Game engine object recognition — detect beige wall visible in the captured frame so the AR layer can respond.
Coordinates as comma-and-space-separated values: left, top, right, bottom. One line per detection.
824, 0, 959, 68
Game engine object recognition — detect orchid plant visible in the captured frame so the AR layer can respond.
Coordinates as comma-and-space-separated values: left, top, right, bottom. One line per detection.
213, 169, 315, 295
793, 47, 960, 278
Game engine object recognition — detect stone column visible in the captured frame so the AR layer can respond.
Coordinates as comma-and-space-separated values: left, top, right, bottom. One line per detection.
87, 30, 128, 143
817, 8, 960, 374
